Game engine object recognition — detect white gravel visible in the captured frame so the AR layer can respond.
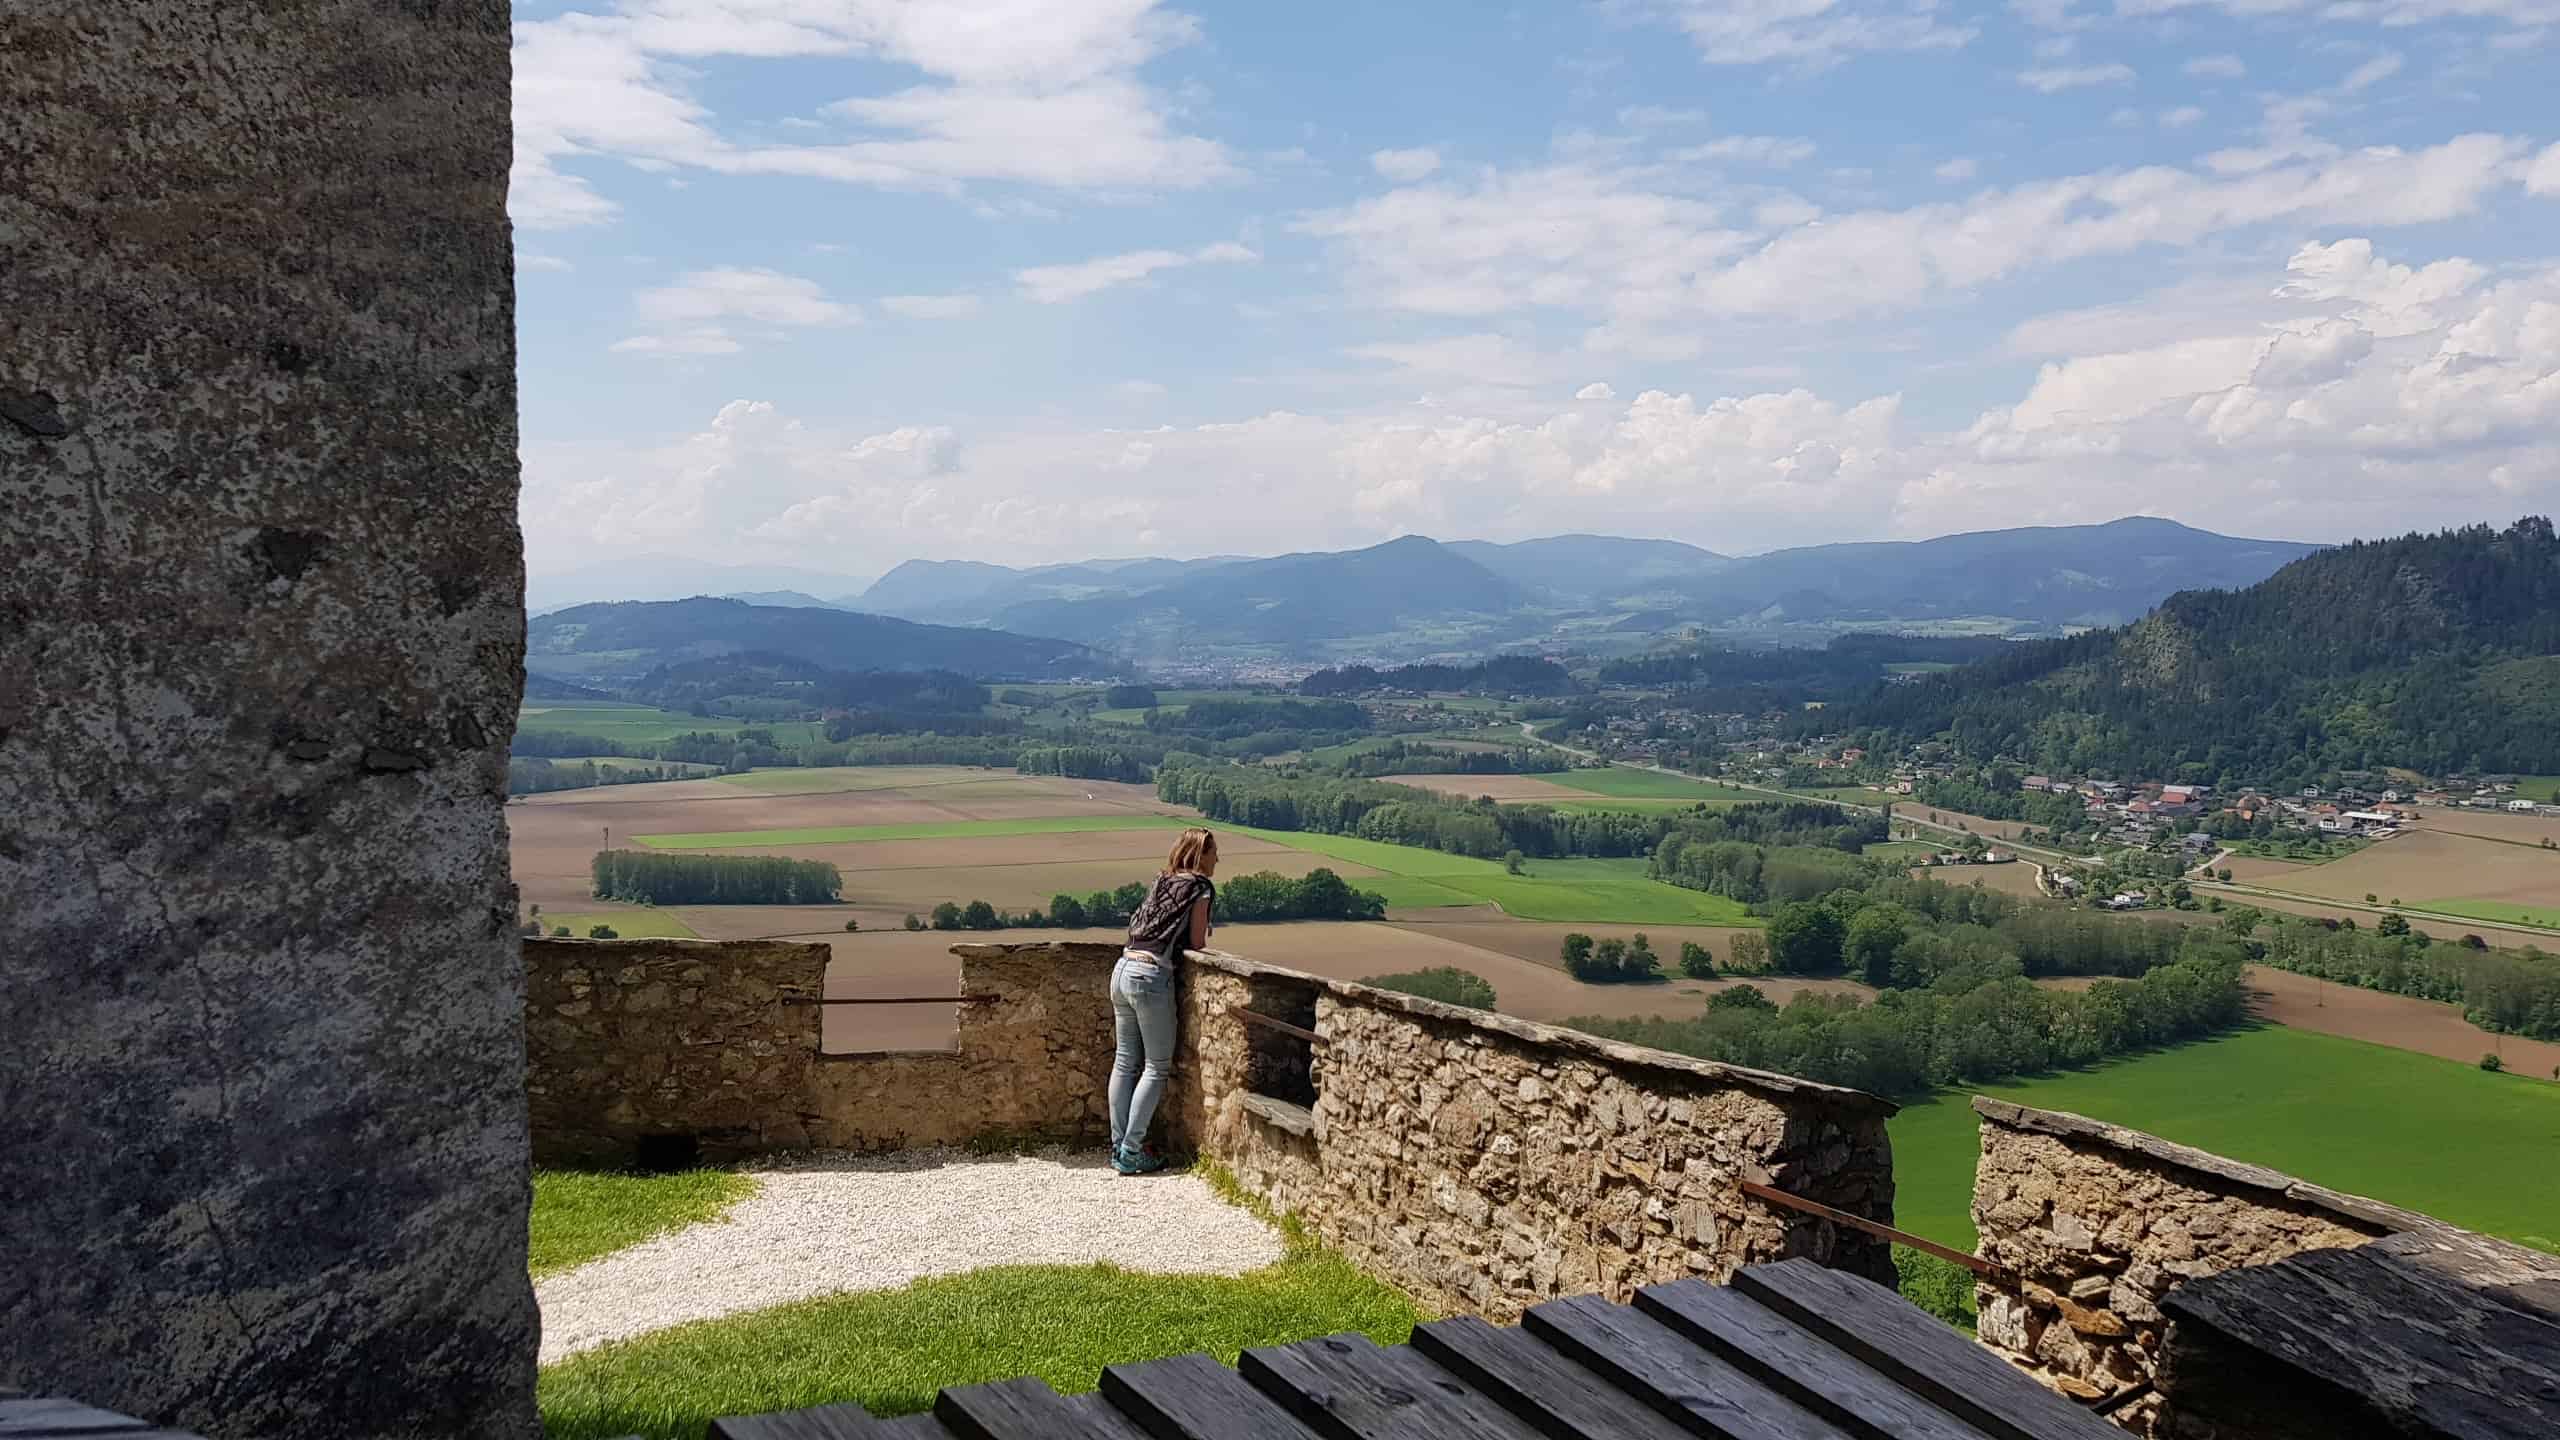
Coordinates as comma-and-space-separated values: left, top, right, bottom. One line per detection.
535, 1148, 1287, 1363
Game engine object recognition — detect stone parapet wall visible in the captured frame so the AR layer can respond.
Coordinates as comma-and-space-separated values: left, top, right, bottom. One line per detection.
526, 938, 827, 1163
1180, 949, 1898, 1321
1969, 1097, 2431, 1426
523, 938, 1899, 1327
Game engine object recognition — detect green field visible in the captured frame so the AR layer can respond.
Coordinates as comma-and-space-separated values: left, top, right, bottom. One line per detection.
1229, 828, 1754, 925
1509, 798, 1744, 816
1887, 1026, 2560, 1253
2412, 898, 2560, 928
1783, 784, 1886, 805
1862, 840, 1942, 865
2515, 776, 2560, 803
2221, 835, 2368, 864
517, 704, 820, 746
637, 814, 1192, 850
542, 911, 701, 940
1545, 768, 1768, 803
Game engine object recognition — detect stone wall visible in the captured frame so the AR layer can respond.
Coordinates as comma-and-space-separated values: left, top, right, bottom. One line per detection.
1176, 949, 1898, 1322
1970, 1097, 2431, 1426
1, 3, 534, 1435
523, 939, 1899, 1327
526, 939, 828, 1164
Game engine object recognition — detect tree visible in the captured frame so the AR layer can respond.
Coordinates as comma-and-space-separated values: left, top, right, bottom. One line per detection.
2376, 912, 2410, 938
1624, 933, 1660, 982
1560, 932, 1594, 976
1048, 893, 1089, 928
1591, 937, 1629, 979
842, 918, 860, 932
2481, 1052, 2505, 1072
1504, 849, 1526, 875
587, 923, 618, 939
1679, 940, 1716, 979
903, 912, 924, 931
1767, 901, 1846, 974
1364, 967, 1497, 1010
960, 899, 1001, 930
1707, 984, 1776, 1013
1843, 904, 1910, 989
1727, 931, 1770, 973
2216, 867, 2233, 881
929, 901, 963, 931
551, 925, 571, 937
2365, 892, 2379, 904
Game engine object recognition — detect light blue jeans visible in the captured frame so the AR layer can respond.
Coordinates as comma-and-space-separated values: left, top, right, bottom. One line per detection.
1108, 952, 1177, 1153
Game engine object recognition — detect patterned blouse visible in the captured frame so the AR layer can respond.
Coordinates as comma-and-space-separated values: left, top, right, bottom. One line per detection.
1124, 870, 1215, 958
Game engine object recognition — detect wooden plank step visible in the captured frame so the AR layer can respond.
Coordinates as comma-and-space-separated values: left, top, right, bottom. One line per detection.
1409, 1316, 1697, 1440
1633, 1281, 1999, 1440
712, 1401, 954, 1438
1520, 1293, 1854, 1440
1733, 1260, 2121, 1440
934, 1376, 1149, 1440
1240, 1330, 1550, 1440
1101, 1351, 1326, 1440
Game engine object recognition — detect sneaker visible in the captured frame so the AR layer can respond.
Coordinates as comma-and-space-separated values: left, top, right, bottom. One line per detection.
1113, 1143, 1168, 1176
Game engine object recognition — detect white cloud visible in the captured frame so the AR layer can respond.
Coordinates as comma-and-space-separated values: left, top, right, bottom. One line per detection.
509, 0, 1233, 231
2339, 54, 2404, 92
2183, 53, 2246, 79
1371, 147, 1442, 181
525, 240, 2560, 571
1679, 135, 1819, 167
1302, 134, 2533, 336
616, 267, 859, 354
881, 293, 984, 318
1646, 0, 1977, 67
1014, 241, 1258, 303
2527, 141, 2560, 195
519, 254, 575, 273
1935, 157, 1980, 182
2019, 63, 2136, 92
1347, 334, 1552, 388
2161, 106, 2205, 128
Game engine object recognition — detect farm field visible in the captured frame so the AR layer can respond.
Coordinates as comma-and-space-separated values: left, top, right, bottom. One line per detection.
540, 910, 699, 940
635, 814, 1193, 850
2205, 887, 2560, 949
2245, 829, 2560, 912
2217, 854, 2309, 883
1376, 773, 1596, 802
2414, 806, 2560, 847
1220, 829, 1758, 925
2411, 898, 2560, 928
2246, 966, 2560, 1076
1897, 805, 2035, 841
1546, 768, 1768, 803
711, 765, 998, 795
1888, 1024, 2560, 1253
1909, 861, 2045, 898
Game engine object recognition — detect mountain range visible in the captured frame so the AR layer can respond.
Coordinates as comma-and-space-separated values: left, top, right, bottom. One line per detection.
1847, 518, 2560, 781
847, 518, 2320, 661
523, 597, 1130, 687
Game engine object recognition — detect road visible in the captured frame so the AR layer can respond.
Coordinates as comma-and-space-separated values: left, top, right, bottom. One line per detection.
1515, 722, 2084, 862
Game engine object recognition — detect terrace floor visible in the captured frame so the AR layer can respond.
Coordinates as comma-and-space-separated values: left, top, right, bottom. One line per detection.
535, 1149, 1285, 1362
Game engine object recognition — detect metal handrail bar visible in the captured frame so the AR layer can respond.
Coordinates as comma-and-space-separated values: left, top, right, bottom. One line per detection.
785, 994, 999, 1006
1233, 1007, 1322, 1044
1738, 1179, 2016, 1283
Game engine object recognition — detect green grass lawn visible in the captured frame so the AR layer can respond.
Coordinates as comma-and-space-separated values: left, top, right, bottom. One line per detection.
530, 1169, 760, 1279
1229, 828, 1754, 925
2411, 898, 2560, 928
1504, 797, 1744, 816
1887, 1025, 2560, 1254
1861, 840, 1942, 865
541, 911, 701, 940
2514, 776, 2560, 804
1544, 768, 1766, 802
2220, 835, 2368, 864
536, 1184, 1425, 1440
636, 815, 1192, 850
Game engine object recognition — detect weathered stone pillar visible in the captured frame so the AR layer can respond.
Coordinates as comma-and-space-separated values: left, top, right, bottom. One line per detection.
0, 3, 536, 1436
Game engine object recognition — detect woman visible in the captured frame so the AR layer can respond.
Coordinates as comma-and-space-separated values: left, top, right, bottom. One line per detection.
1108, 827, 1218, 1175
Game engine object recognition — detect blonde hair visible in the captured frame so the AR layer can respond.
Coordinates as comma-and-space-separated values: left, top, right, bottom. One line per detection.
1165, 827, 1218, 875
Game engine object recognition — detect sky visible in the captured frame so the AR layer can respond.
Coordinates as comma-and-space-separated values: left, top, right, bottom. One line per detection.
511, 0, 2560, 588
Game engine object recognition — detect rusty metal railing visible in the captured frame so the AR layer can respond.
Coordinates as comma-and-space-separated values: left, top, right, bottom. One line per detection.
1739, 1179, 2017, 1284
1233, 1007, 1322, 1044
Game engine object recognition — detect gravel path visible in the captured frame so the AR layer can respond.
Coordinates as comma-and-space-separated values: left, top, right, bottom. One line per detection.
535, 1149, 1287, 1363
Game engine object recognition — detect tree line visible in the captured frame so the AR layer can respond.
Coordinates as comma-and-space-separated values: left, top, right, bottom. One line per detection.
923, 867, 1387, 931
1015, 744, 1150, 783
2242, 908, 2560, 1040
1321, 738, 1567, 780
590, 850, 843, 905
1298, 656, 1578, 697
507, 757, 703, 795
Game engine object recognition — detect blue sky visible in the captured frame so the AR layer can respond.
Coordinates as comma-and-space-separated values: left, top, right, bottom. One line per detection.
511, 0, 2560, 588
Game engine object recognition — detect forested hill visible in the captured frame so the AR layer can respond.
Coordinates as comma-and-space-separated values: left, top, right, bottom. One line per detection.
1845, 518, 2560, 782
525, 597, 1132, 685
